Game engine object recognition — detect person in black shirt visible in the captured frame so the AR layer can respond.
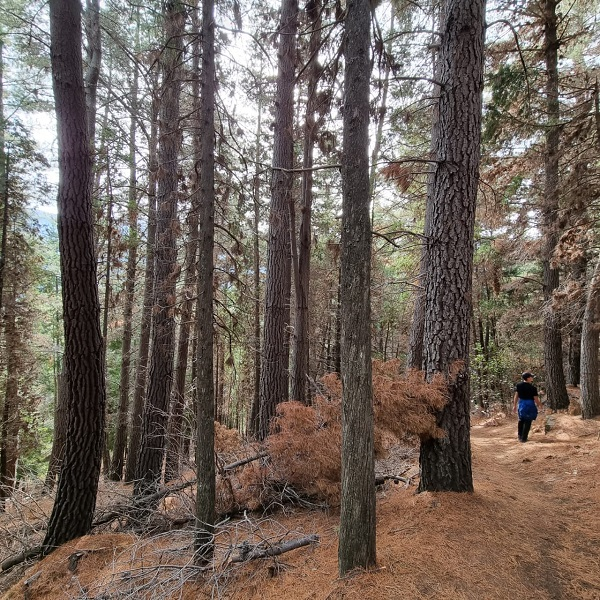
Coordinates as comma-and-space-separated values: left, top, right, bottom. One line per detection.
512, 372, 543, 442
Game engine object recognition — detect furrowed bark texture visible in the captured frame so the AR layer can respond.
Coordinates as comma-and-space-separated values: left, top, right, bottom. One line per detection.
195, 0, 216, 561
134, 2, 185, 498
43, 0, 106, 551
258, 0, 298, 440
290, 0, 322, 406
541, 0, 569, 410
580, 258, 600, 418
419, 0, 485, 493
125, 75, 158, 483
338, 0, 376, 575
110, 39, 139, 481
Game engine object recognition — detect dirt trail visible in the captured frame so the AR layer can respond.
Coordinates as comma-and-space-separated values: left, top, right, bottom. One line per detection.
2, 413, 599, 600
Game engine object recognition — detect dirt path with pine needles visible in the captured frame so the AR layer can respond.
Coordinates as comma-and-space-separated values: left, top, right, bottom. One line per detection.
2, 413, 599, 600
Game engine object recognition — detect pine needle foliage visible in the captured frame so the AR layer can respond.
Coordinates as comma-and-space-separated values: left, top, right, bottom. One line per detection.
230, 361, 447, 508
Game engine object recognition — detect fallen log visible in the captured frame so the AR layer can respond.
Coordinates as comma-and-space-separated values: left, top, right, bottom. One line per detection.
230, 534, 320, 563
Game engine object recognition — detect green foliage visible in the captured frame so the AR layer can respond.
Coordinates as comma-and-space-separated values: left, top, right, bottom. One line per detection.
483, 63, 529, 145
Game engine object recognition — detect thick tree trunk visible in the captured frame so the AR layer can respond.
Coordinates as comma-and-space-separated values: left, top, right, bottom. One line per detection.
338, 0, 376, 575
541, 0, 569, 410
43, 0, 106, 552
134, 2, 185, 499
258, 0, 298, 439
195, 0, 216, 561
580, 259, 600, 418
418, 0, 485, 494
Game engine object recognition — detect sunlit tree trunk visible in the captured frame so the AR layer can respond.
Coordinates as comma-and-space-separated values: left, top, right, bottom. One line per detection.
580, 260, 600, 418
418, 0, 485, 493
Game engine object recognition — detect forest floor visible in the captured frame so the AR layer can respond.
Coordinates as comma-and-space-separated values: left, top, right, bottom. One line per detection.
1, 410, 599, 600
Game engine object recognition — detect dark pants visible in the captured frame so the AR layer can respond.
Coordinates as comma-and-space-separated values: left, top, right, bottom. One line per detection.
518, 419, 532, 442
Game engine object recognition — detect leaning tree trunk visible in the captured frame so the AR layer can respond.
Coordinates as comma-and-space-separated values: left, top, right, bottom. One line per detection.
43, 0, 106, 552
338, 0, 376, 576
195, 0, 216, 562
541, 0, 569, 410
418, 0, 485, 494
134, 1, 185, 499
257, 0, 298, 439
580, 258, 600, 418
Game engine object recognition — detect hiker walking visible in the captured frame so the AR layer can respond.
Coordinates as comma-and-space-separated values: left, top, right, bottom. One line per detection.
513, 372, 543, 443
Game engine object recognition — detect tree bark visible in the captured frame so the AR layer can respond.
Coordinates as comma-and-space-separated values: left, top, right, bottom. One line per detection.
580, 258, 600, 418
43, 0, 106, 552
418, 0, 485, 493
290, 0, 322, 406
257, 0, 298, 439
134, 1, 185, 499
338, 0, 376, 575
541, 0, 569, 410
110, 31, 140, 481
407, 6, 440, 372
125, 71, 159, 483
195, 0, 216, 562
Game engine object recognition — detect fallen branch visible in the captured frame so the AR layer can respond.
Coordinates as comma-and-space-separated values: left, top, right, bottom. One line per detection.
223, 452, 268, 471
1, 546, 43, 571
93, 453, 268, 528
230, 534, 320, 563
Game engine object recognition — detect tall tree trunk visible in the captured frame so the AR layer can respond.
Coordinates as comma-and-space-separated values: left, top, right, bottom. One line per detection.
257, 0, 298, 439
125, 72, 159, 483
418, 0, 485, 494
195, 0, 216, 561
248, 82, 264, 437
134, 2, 185, 499
110, 36, 140, 481
580, 258, 600, 418
0, 289, 19, 508
164, 6, 201, 482
541, 0, 569, 410
43, 0, 106, 552
407, 6, 440, 372
338, 0, 375, 576
290, 0, 322, 406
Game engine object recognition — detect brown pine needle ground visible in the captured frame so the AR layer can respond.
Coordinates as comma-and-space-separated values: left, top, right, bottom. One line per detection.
2, 412, 599, 599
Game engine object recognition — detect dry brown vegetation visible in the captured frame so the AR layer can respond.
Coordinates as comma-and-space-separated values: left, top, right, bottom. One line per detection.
1, 387, 599, 599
